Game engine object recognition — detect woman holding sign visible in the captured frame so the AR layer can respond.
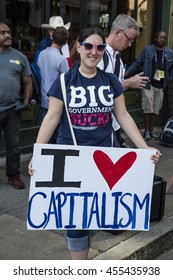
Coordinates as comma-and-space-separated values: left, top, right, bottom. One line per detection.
28, 27, 161, 260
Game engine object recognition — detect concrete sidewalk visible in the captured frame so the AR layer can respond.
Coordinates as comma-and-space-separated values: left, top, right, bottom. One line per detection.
0, 127, 173, 260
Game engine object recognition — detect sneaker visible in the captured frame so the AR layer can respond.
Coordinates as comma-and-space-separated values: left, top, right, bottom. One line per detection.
150, 131, 158, 139
8, 175, 25, 189
143, 131, 151, 141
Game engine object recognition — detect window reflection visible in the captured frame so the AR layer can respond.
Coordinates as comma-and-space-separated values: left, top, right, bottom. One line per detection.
0, 0, 154, 64
0, 0, 43, 52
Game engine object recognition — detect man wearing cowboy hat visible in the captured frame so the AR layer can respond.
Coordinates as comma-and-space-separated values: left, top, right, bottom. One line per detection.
41, 16, 71, 30
35, 16, 71, 65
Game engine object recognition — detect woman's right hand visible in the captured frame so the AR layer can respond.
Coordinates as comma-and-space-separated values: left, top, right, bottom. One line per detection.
28, 157, 34, 176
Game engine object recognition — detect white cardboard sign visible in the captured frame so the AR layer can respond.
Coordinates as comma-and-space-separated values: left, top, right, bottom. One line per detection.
27, 144, 155, 231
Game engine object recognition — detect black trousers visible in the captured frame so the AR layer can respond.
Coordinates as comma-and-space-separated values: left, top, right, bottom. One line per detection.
0, 108, 21, 177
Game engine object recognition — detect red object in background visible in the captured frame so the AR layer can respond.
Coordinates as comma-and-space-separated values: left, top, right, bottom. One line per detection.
66, 57, 72, 68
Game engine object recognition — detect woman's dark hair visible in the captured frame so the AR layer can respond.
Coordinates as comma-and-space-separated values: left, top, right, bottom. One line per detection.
78, 27, 106, 44
70, 38, 80, 66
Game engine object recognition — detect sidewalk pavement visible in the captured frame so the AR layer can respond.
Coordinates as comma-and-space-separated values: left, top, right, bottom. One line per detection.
0, 127, 173, 260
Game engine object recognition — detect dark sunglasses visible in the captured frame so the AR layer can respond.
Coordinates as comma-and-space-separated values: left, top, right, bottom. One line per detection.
80, 42, 107, 52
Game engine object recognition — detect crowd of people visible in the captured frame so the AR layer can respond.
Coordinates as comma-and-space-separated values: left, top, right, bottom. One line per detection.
0, 13, 173, 259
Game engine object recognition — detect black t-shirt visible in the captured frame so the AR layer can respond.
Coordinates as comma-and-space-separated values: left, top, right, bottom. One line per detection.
151, 49, 166, 88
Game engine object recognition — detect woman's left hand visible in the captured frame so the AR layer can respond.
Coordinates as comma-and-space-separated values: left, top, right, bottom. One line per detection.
149, 148, 162, 164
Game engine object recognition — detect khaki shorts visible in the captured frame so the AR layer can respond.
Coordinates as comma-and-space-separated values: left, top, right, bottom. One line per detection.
142, 86, 164, 115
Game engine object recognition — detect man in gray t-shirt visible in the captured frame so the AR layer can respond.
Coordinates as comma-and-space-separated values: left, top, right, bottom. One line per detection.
0, 22, 32, 189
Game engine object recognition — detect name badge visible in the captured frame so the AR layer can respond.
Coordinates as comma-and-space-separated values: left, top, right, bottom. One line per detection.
154, 69, 165, 80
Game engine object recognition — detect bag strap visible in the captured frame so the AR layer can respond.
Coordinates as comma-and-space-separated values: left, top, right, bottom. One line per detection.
60, 73, 77, 146
103, 51, 109, 70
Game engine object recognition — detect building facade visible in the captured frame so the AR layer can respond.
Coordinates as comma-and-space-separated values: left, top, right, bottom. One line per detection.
0, 0, 173, 154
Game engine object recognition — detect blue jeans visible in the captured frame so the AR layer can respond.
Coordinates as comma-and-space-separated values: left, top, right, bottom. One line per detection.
66, 230, 97, 251
0, 108, 21, 177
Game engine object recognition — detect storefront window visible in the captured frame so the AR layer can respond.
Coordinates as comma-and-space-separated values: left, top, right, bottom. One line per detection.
49, 0, 80, 46
48, 0, 114, 49
120, 0, 153, 64
90, 0, 111, 36
130, 0, 154, 58
0, 0, 43, 53
0, 0, 153, 62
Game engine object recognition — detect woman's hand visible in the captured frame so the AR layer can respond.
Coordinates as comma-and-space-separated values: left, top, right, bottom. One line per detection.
28, 157, 35, 176
149, 148, 162, 164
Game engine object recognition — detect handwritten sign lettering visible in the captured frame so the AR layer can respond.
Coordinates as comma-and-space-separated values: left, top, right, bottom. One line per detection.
27, 144, 155, 231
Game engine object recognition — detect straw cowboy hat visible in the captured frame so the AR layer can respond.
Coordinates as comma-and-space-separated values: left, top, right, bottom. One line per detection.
41, 16, 71, 30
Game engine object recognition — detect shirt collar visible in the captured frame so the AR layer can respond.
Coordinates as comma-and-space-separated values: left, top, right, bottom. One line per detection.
106, 44, 114, 56
106, 44, 119, 58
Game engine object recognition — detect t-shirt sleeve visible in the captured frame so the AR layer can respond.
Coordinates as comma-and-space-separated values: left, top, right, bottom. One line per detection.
21, 55, 32, 76
47, 76, 63, 101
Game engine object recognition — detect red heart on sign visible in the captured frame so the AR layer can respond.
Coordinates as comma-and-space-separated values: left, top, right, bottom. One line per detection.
93, 150, 137, 190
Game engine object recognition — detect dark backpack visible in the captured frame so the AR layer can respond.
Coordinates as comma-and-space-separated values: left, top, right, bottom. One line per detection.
159, 117, 173, 147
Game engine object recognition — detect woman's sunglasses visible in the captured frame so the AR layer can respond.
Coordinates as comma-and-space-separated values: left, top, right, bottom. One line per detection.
80, 42, 107, 52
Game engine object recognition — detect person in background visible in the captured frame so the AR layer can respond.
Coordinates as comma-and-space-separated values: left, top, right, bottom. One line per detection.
98, 14, 149, 147
126, 31, 173, 141
35, 16, 72, 67
28, 27, 161, 260
0, 22, 32, 189
37, 26, 69, 143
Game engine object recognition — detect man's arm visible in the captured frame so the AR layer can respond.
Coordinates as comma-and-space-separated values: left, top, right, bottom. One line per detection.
121, 72, 149, 90
22, 75, 32, 105
15, 75, 32, 112
122, 48, 149, 90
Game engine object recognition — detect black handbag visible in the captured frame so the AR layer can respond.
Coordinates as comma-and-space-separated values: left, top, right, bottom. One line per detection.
150, 175, 166, 221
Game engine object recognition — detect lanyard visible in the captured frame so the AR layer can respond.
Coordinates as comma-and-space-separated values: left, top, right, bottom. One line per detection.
155, 48, 165, 67
105, 50, 125, 81
105, 49, 114, 72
